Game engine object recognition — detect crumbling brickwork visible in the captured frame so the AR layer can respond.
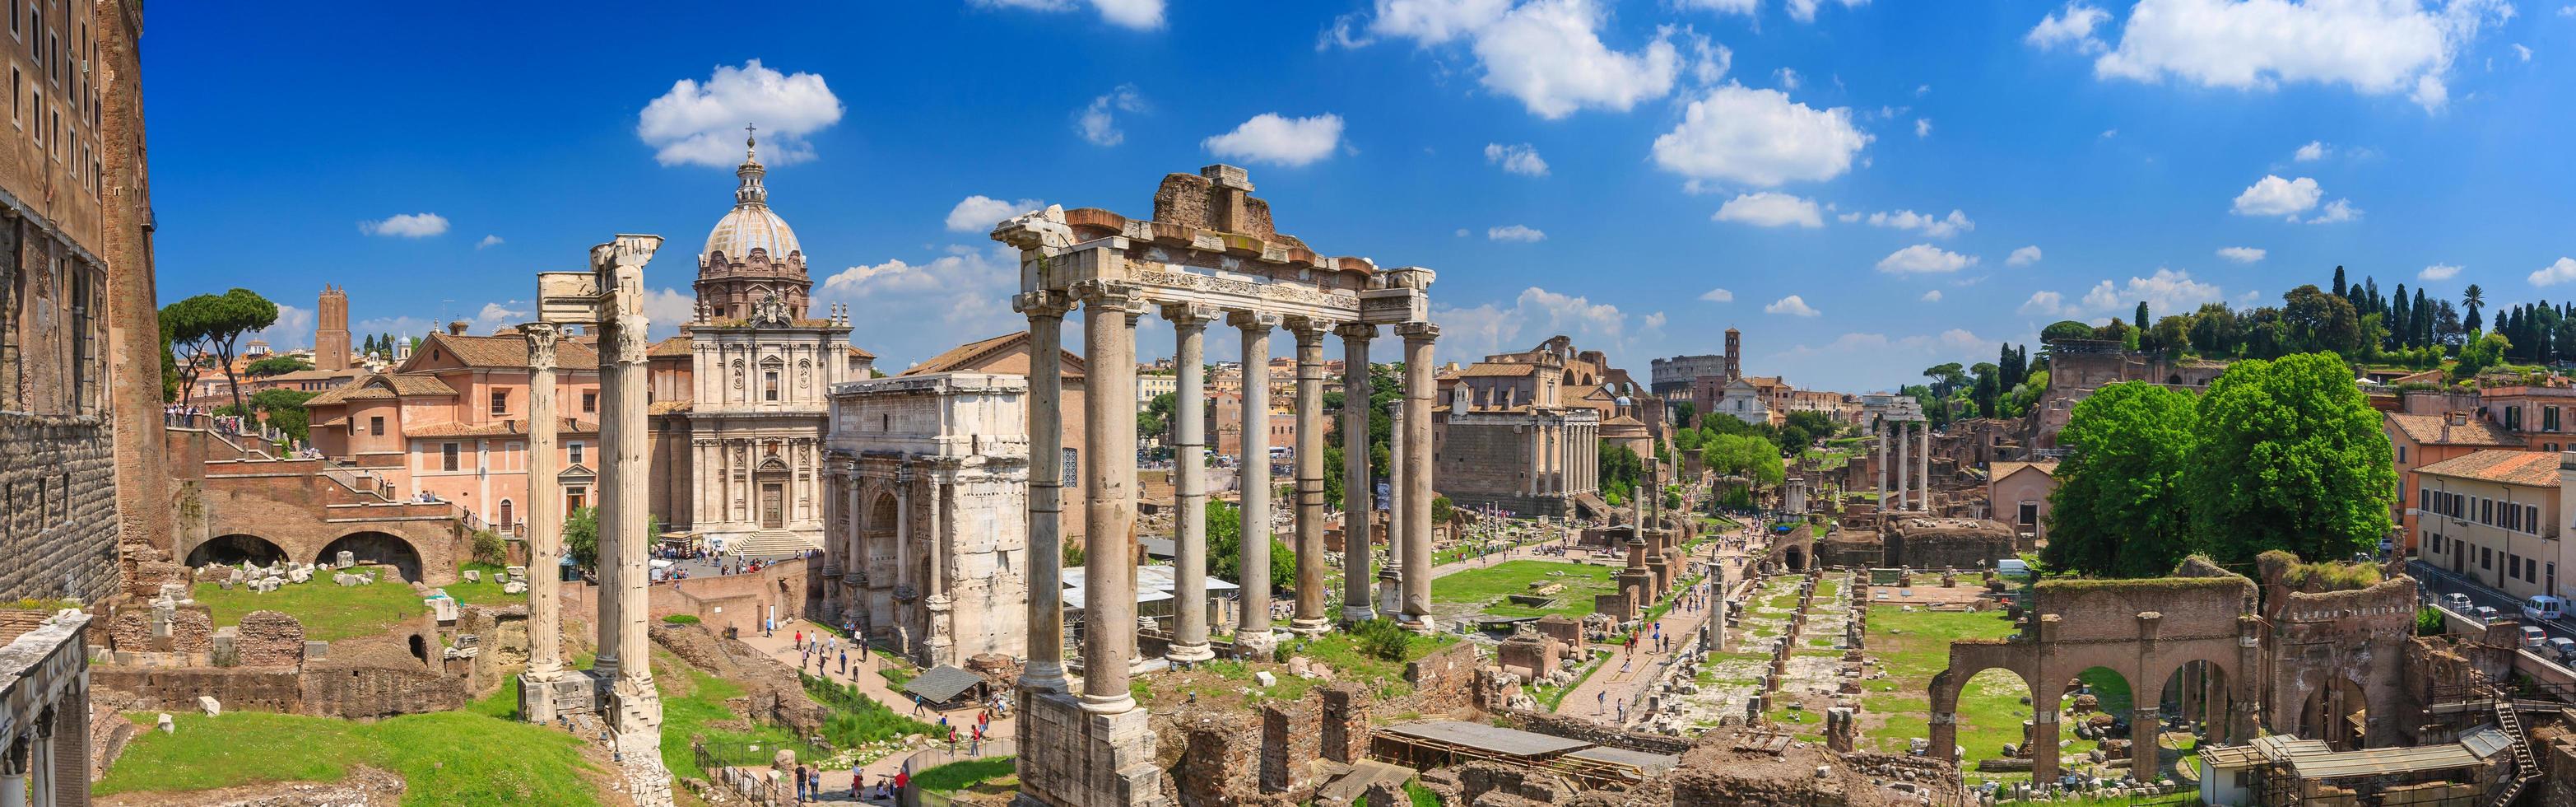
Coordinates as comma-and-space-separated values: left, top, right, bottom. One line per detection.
168, 608, 213, 653
234, 610, 306, 669
1261, 701, 1322, 795
0, 413, 120, 603
1319, 684, 1369, 764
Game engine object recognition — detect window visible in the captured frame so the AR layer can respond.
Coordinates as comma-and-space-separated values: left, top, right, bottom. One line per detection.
2511, 556, 2522, 579
765, 370, 780, 401
2482, 547, 2494, 569
498, 500, 514, 529
2421, 487, 2432, 511
7, 0, 15, 38
2550, 407, 2563, 432
2482, 498, 2495, 525
2018, 502, 2039, 525
2397, 445, 2407, 463
1062, 447, 1078, 482
2509, 407, 2523, 431
490, 390, 509, 416
27, 88, 36, 143
9, 68, 16, 127
441, 442, 460, 472
565, 487, 586, 512
581, 391, 597, 413
369, 416, 384, 436
2533, 505, 2545, 536
570, 441, 585, 466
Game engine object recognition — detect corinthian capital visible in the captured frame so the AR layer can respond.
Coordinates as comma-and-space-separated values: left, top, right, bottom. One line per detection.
1284, 315, 1334, 344
1069, 280, 1143, 315
520, 323, 562, 371
1012, 290, 1074, 319
1159, 302, 1221, 330
1397, 321, 1441, 343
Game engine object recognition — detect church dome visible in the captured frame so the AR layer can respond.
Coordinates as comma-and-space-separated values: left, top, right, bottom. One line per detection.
702, 130, 800, 261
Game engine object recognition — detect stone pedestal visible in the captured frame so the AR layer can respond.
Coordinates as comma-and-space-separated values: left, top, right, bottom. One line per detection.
608, 677, 673, 805
518, 670, 602, 721
1015, 688, 1169, 807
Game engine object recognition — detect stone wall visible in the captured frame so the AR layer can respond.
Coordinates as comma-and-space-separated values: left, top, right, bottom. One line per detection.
1259, 701, 1320, 796
1435, 418, 1570, 518
91, 666, 303, 714
0, 413, 120, 603
1882, 520, 2017, 571
1496, 709, 1695, 755
1396, 641, 1485, 716
235, 610, 306, 669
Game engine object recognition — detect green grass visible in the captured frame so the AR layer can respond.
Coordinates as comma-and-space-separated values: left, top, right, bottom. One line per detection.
801, 674, 941, 748
444, 562, 528, 608
1407, 780, 1440, 806
95, 711, 602, 805
1860, 605, 2026, 772
188, 566, 430, 641
1432, 560, 1617, 618
1142, 629, 1458, 708
911, 757, 1016, 795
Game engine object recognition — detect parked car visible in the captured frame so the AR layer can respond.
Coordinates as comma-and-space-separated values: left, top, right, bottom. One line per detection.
2522, 626, 2548, 648
2443, 593, 2475, 612
2546, 637, 2576, 662
2475, 605, 2503, 623
2526, 595, 2567, 623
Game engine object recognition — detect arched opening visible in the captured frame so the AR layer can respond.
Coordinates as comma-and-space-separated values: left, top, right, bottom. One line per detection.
319, 531, 425, 582
2160, 660, 2235, 747
497, 499, 515, 532
2063, 665, 2140, 774
2299, 677, 2370, 751
1951, 667, 2039, 771
188, 534, 288, 568
1783, 543, 1806, 572
864, 492, 898, 562
408, 634, 430, 665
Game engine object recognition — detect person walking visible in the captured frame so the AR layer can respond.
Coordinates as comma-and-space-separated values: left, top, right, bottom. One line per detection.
894, 769, 909, 802
794, 629, 804, 651
851, 763, 863, 800
1596, 689, 1607, 715
795, 763, 811, 802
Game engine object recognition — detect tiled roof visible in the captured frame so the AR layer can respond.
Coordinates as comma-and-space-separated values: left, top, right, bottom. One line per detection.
902, 332, 1086, 377
1457, 362, 1543, 378
2416, 450, 2561, 487
305, 373, 459, 406
1990, 461, 2059, 481
411, 333, 600, 371
648, 336, 693, 357
405, 417, 601, 439
649, 400, 695, 415
2386, 413, 2526, 447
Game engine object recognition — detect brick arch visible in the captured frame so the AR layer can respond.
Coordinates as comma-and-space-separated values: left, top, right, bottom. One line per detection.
316, 531, 426, 582
1927, 640, 2056, 783
186, 534, 289, 567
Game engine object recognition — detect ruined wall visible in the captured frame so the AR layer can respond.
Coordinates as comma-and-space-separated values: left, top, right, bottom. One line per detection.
1497, 709, 1694, 755
2033, 576, 2251, 642
0, 413, 121, 603
1259, 701, 1322, 796
2265, 574, 2420, 747
1884, 528, 2016, 571
1434, 418, 1569, 518
1394, 641, 1486, 716
234, 610, 306, 669
91, 667, 303, 714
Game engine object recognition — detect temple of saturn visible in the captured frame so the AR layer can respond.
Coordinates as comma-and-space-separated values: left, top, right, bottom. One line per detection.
514, 235, 674, 806
994, 165, 1438, 807
1865, 394, 1932, 512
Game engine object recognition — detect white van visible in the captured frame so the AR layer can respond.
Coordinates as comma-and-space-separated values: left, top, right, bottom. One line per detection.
2525, 595, 2567, 623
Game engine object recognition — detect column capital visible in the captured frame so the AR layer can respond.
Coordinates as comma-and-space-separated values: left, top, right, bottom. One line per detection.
1397, 321, 1441, 342
1283, 315, 1336, 343
1011, 289, 1075, 318
1228, 310, 1283, 331
1334, 322, 1378, 341
1160, 301, 1222, 329
520, 322, 563, 371
1068, 280, 1143, 313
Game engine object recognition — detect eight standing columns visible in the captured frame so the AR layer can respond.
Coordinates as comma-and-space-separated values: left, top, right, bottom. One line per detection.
1163, 304, 1218, 664
1337, 324, 1377, 625
1287, 317, 1332, 635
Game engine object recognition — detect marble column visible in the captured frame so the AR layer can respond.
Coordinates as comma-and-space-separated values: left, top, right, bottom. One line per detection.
1163, 304, 1216, 664
1917, 420, 1931, 513
1379, 399, 1405, 618
1895, 422, 1910, 511
1288, 317, 1331, 635
1397, 323, 1438, 632
1015, 291, 1073, 693
1079, 282, 1142, 712
519, 323, 566, 724
1232, 310, 1281, 648
593, 235, 670, 805
1337, 324, 1377, 624
1875, 420, 1888, 507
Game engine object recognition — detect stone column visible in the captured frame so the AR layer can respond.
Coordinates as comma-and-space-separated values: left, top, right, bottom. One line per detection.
1379, 399, 1404, 617
1164, 304, 1216, 664
1015, 292, 1073, 692
1288, 317, 1331, 635
1895, 421, 1910, 511
1232, 310, 1282, 649
1917, 420, 1931, 513
1078, 282, 1143, 712
519, 323, 566, 724
593, 236, 671, 805
0, 734, 23, 807
1337, 324, 1377, 624
1397, 323, 1438, 632
1875, 420, 1888, 507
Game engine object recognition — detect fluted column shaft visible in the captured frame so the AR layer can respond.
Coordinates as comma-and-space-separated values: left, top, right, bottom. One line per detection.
1233, 311, 1281, 645
1379, 399, 1405, 617
1397, 323, 1439, 631
1289, 318, 1330, 633
1895, 421, 1912, 511
1078, 283, 1141, 712
1014, 292, 1072, 692
1876, 421, 1889, 507
521, 324, 566, 693
1165, 305, 1216, 663
1917, 421, 1931, 512
1338, 324, 1377, 624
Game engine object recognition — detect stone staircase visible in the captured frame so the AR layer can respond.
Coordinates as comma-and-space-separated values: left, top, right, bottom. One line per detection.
2490, 699, 2541, 807
729, 530, 820, 557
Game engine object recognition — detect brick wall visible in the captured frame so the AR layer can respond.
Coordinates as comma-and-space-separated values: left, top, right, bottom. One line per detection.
0, 413, 120, 603
235, 610, 306, 668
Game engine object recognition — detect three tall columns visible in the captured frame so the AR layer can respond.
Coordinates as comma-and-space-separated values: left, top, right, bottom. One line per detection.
1880, 419, 1930, 513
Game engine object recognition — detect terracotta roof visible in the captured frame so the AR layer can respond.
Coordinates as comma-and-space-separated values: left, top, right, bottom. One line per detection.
2416, 450, 2561, 487
408, 333, 600, 371
902, 332, 1086, 377
1457, 362, 1544, 378
648, 336, 692, 358
2386, 413, 2525, 447
405, 417, 601, 439
305, 373, 459, 406
847, 344, 876, 359
1990, 461, 2059, 481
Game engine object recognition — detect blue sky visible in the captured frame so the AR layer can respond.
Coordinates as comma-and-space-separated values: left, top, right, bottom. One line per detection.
149, 0, 2574, 391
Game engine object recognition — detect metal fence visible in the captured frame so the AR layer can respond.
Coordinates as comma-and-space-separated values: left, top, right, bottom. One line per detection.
897, 738, 1016, 807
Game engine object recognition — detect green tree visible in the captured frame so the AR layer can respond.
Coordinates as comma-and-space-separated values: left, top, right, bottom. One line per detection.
2042, 383, 2199, 577
1700, 434, 1784, 489
161, 289, 281, 413
1780, 410, 1837, 449
1597, 441, 1644, 504
1668, 401, 1696, 430
2134, 301, 2150, 331
2041, 320, 2097, 343
248, 388, 316, 442
2453, 332, 2509, 382
245, 355, 312, 377
2463, 283, 2486, 334
1206, 499, 1294, 593
1138, 392, 1177, 448
562, 506, 600, 571
2188, 352, 2396, 565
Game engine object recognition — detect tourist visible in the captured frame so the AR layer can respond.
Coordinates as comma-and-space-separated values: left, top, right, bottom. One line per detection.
894, 769, 909, 800
1596, 690, 1606, 714
794, 628, 804, 650
851, 764, 863, 800
839, 648, 848, 673
796, 763, 811, 801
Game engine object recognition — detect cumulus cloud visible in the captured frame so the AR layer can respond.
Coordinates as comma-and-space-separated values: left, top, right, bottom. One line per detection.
2007, 245, 2044, 266
1700, 287, 1736, 302
638, 59, 844, 166
2020, 291, 2070, 316
1921, 290, 1943, 302
1487, 224, 1547, 242
2531, 258, 2576, 287
1651, 85, 1872, 188
250, 305, 317, 351
1484, 142, 1550, 175
2230, 175, 2323, 218
946, 195, 1046, 233
640, 287, 697, 340
2306, 198, 2362, 224
817, 245, 1023, 365
2513, 43, 2533, 62
476, 235, 504, 249
2026, 2, 2111, 53
1876, 244, 1978, 274
1712, 192, 1824, 228
1863, 208, 1974, 238
358, 212, 449, 238
2060, 268, 2226, 316
1430, 286, 1643, 360
1075, 84, 1145, 146
968, 0, 1165, 30
2216, 246, 2267, 263
1357, 0, 1686, 119
1202, 113, 1345, 166
2294, 140, 2328, 161
1775, 67, 1802, 90
2420, 263, 2463, 281
1765, 295, 1821, 316
2082, 0, 2513, 112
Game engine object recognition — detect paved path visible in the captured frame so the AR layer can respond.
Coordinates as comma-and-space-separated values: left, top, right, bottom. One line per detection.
1551, 522, 1767, 725
725, 617, 1013, 804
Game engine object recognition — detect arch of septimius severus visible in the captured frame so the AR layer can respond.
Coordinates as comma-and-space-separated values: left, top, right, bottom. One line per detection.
993, 164, 1439, 807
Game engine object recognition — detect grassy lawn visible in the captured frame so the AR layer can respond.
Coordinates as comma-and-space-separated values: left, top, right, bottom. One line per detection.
188, 565, 429, 641
1432, 560, 1615, 619
1861, 605, 2027, 772
1137, 627, 1458, 708
444, 562, 529, 608
95, 710, 602, 805
912, 757, 1016, 796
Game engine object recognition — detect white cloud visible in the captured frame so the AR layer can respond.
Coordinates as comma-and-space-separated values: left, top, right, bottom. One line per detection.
1916, 84, 1932, 96
475, 235, 503, 250
945, 195, 1046, 233
1783, 0, 1867, 23
1913, 118, 1932, 138
1863, 208, 1974, 238
1369, 0, 1513, 44
1700, 287, 1736, 302
2562, 5, 2574, 17
637, 59, 844, 167
1484, 142, 1551, 175
2531, 258, 2576, 287
1674, 0, 1760, 14
1712, 192, 1824, 228
1362, 0, 1685, 119
2020, 291, 2071, 316
358, 212, 449, 238
2100, 128, 2119, 138
2071, 268, 2226, 316
2026, 2, 2111, 53
2230, 175, 2322, 218
640, 287, 697, 340
2007, 245, 2044, 266
1075, 84, 1145, 147
2307, 198, 2362, 224
1430, 286, 1642, 360
1455, 228, 1470, 236
967, 0, 1165, 30
1920, 290, 1944, 302
2294, 140, 2328, 161
1202, 113, 1345, 166
1876, 244, 1978, 274
2420, 263, 2464, 281
2216, 246, 2267, 263
2513, 43, 2533, 62
1775, 67, 1802, 90
250, 305, 316, 351
1765, 295, 1821, 316
1487, 224, 1547, 242
817, 245, 1023, 365
2087, 0, 2514, 112
1651, 85, 1872, 188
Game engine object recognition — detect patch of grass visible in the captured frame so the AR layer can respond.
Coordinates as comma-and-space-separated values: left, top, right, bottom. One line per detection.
1532, 650, 1610, 711
662, 613, 701, 625
95, 710, 602, 805
1861, 605, 2025, 771
1407, 780, 1440, 807
444, 562, 527, 608
802, 674, 940, 747
876, 655, 920, 689
663, 658, 821, 775
1432, 560, 1617, 618
912, 757, 1016, 795
188, 567, 428, 641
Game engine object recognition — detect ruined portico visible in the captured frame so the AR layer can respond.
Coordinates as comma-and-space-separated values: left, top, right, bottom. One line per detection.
995, 165, 1437, 807
1867, 394, 1932, 512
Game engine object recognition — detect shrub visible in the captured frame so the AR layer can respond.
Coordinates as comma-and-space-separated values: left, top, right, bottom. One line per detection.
662, 614, 700, 625
1355, 618, 1411, 662
2416, 607, 2447, 637
471, 529, 508, 567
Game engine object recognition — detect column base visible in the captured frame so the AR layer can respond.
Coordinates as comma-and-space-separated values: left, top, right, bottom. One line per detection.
1018, 663, 1072, 694
1375, 574, 1404, 617
1079, 690, 1137, 715
1341, 604, 1379, 625
1287, 617, 1331, 635
1015, 689, 1169, 807
1396, 614, 1436, 635
517, 670, 599, 723
1164, 642, 1216, 665
1235, 628, 1281, 656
